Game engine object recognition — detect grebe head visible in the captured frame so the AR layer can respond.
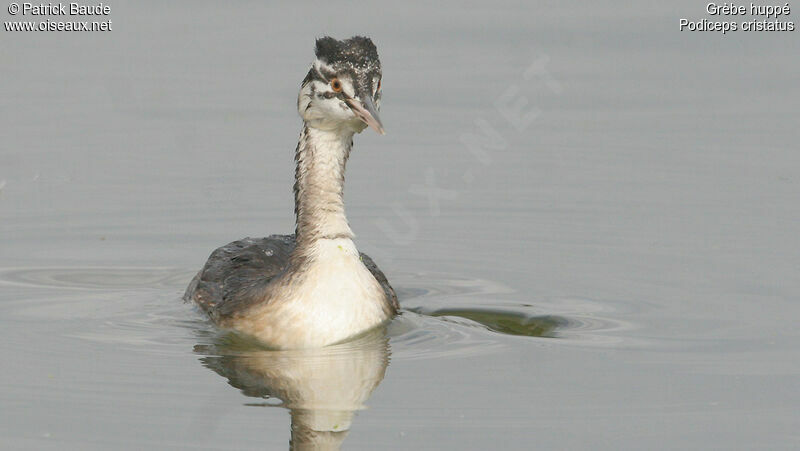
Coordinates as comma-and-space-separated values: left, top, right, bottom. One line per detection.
298, 36, 384, 135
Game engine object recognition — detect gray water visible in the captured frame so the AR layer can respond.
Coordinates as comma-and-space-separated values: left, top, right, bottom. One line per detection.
2, 1, 799, 449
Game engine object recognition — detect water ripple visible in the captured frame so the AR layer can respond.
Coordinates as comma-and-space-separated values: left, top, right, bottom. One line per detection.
0, 267, 642, 360
0, 266, 194, 290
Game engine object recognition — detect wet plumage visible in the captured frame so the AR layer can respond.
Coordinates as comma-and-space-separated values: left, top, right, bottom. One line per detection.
184, 36, 396, 349
185, 235, 397, 320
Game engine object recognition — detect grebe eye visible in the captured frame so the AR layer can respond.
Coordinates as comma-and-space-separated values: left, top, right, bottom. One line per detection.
330, 78, 343, 93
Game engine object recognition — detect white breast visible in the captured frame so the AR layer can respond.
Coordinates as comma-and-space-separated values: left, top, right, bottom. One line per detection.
233, 238, 390, 348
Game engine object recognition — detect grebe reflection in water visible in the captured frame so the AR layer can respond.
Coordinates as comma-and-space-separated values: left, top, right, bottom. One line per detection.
197, 328, 390, 450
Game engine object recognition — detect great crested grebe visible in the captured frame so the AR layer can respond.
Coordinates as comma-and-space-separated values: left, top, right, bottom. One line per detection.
184, 36, 398, 349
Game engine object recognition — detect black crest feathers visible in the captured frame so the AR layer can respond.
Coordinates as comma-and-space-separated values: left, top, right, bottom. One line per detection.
314, 36, 380, 69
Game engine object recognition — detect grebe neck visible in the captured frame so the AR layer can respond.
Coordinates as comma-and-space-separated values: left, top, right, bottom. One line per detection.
292, 125, 355, 254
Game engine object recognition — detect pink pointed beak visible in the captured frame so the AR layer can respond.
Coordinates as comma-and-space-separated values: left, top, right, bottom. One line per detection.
345, 95, 385, 135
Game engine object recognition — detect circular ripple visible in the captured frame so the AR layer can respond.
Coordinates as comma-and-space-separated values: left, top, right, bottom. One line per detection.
0, 266, 195, 290
391, 272, 641, 351
0, 266, 203, 355
0, 267, 643, 360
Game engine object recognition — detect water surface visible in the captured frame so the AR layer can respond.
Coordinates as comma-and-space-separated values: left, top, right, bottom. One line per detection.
2, 1, 799, 449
